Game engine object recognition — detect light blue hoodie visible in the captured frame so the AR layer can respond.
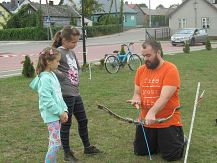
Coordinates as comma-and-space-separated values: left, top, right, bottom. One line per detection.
30, 71, 68, 123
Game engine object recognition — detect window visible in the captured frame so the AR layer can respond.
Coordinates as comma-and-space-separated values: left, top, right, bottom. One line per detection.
27, 9, 32, 14
124, 15, 127, 22
178, 18, 186, 28
211, 0, 217, 4
131, 16, 135, 20
202, 17, 210, 28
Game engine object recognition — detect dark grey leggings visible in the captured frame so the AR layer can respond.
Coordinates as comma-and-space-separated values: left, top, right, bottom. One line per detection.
61, 96, 90, 153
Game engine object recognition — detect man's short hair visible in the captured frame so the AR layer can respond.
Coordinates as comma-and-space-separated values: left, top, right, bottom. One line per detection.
142, 40, 163, 57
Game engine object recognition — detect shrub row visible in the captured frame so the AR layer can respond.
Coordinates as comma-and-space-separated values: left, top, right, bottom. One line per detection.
0, 27, 47, 40
0, 25, 122, 40
85, 24, 122, 37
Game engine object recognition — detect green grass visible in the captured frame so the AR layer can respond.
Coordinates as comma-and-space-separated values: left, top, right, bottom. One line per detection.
1, 49, 217, 163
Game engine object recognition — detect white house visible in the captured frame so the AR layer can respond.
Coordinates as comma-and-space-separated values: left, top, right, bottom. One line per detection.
169, 0, 217, 36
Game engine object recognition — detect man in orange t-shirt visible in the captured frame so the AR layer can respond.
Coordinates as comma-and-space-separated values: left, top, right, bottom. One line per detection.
128, 40, 185, 161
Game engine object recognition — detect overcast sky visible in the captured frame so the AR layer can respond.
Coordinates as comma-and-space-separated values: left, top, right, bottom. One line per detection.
0, 0, 183, 9
125, 0, 182, 9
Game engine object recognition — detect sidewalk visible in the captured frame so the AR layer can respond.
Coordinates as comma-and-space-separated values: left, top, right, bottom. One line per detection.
0, 41, 216, 78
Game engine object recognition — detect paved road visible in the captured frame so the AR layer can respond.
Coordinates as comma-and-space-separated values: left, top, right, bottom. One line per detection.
0, 28, 216, 78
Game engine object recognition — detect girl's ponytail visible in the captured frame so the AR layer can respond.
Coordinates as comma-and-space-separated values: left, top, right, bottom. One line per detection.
36, 47, 61, 75
36, 56, 46, 75
52, 31, 62, 48
52, 26, 80, 46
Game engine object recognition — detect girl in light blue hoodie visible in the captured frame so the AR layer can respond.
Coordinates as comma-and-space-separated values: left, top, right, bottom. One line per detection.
30, 47, 68, 163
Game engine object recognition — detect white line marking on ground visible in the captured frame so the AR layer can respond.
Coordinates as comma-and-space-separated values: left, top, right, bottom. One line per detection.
0, 73, 21, 78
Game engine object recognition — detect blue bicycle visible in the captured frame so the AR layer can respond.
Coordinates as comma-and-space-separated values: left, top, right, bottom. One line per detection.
104, 43, 142, 74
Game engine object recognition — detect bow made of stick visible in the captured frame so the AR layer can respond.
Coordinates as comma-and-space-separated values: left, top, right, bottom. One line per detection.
97, 104, 181, 125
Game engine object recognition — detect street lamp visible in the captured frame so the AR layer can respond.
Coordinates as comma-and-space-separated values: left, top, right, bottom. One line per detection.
81, 0, 87, 64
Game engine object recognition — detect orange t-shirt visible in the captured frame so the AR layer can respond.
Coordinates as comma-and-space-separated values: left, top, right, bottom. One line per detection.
135, 61, 182, 128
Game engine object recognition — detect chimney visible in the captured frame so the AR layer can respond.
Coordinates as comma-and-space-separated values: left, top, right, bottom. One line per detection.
49, 1, 54, 5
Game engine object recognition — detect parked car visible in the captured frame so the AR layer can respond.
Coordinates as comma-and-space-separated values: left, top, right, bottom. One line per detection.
77, 27, 87, 40
171, 28, 207, 46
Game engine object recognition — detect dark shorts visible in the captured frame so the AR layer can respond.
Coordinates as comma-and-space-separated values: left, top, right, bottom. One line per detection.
134, 125, 185, 161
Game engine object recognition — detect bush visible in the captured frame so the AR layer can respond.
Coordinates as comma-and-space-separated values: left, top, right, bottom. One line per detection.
81, 63, 89, 72
0, 25, 120, 40
5, 4, 42, 28
205, 38, 212, 50
22, 55, 35, 78
0, 27, 47, 40
98, 15, 119, 25
99, 58, 105, 67
183, 42, 190, 53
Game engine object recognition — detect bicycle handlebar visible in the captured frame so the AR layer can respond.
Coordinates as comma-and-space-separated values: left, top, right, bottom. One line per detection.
121, 42, 134, 47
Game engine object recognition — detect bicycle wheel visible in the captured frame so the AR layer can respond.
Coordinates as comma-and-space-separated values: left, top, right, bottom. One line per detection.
104, 55, 120, 74
128, 54, 142, 71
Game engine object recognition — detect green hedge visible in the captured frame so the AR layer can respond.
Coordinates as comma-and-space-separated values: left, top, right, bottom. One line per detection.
0, 26, 63, 40
86, 24, 122, 37
0, 25, 121, 40
0, 27, 47, 40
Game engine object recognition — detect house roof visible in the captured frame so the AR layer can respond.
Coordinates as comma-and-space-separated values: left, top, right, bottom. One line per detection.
30, 2, 81, 18
1, 0, 27, 12
141, 7, 175, 16
0, 3, 11, 13
169, 0, 217, 17
127, 3, 147, 15
95, 0, 137, 14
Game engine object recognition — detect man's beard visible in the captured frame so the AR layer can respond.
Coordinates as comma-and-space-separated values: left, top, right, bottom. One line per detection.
145, 56, 160, 69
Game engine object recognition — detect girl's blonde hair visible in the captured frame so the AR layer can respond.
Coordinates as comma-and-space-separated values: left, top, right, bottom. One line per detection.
36, 47, 60, 74
52, 26, 80, 48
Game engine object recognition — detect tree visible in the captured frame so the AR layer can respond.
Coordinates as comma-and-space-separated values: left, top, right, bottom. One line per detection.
22, 55, 35, 78
119, 0, 124, 31
5, 4, 39, 28
156, 4, 165, 9
169, 4, 179, 9
138, 3, 148, 8
104, 0, 114, 25
98, 15, 119, 25
80, 0, 103, 18
36, 9, 43, 28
